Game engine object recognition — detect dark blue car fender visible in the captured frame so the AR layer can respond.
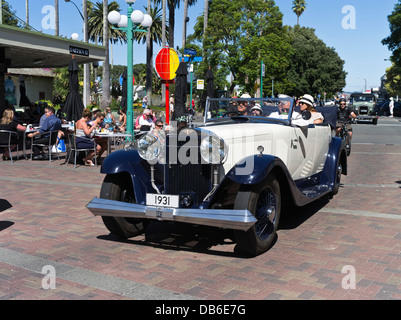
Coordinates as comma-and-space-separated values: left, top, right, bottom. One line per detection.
320, 136, 347, 187
100, 149, 153, 204
220, 154, 307, 206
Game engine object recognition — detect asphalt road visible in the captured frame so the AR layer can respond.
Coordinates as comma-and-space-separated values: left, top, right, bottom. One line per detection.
353, 116, 401, 145
0, 116, 400, 302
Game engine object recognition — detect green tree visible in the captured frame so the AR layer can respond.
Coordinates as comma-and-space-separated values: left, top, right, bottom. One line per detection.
384, 63, 401, 97
87, 1, 126, 45
292, 0, 307, 26
286, 26, 346, 97
382, 1, 401, 66
190, 0, 293, 96
1, 1, 23, 27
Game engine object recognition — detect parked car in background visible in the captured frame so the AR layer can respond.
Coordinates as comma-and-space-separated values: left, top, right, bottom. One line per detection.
350, 92, 378, 124
376, 100, 401, 117
87, 97, 347, 256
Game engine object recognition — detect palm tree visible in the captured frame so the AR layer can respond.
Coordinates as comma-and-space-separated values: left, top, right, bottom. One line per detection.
134, 6, 164, 103
203, 0, 208, 36
88, 1, 126, 108
292, 0, 307, 26
88, 1, 126, 45
154, 0, 197, 49
25, 0, 29, 26
55, 0, 59, 36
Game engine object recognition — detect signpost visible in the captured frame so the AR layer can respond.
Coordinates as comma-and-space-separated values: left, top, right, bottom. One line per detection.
183, 53, 202, 110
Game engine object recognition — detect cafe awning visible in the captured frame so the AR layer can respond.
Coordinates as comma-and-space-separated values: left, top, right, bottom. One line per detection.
0, 24, 106, 68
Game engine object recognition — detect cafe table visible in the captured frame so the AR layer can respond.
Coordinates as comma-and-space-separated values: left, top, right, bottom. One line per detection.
94, 131, 132, 155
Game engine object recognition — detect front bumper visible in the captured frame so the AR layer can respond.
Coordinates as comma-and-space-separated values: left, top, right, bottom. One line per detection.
356, 115, 378, 122
87, 197, 257, 231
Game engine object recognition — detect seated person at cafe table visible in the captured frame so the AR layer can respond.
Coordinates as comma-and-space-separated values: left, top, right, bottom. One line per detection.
76, 108, 107, 166
0, 108, 27, 160
28, 106, 61, 160
135, 108, 156, 131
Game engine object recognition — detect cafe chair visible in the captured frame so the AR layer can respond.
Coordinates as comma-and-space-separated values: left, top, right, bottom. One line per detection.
66, 133, 97, 168
30, 129, 60, 162
0, 130, 19, 163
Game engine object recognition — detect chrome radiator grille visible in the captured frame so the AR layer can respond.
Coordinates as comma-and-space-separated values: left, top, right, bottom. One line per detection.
164, 134, 212, 206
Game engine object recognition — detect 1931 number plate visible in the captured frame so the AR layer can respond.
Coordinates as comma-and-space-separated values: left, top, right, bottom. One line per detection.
146, 194, 179, 208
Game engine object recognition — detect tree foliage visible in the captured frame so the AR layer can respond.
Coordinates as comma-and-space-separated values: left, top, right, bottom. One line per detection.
382, 1, 401, 66
188, 0, 346, 97
190, 0, 293, 96
286, 26, 347, 97
383, 64, 401, 97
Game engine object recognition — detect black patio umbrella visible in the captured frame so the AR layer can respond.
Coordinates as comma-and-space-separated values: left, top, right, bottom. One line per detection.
120, 69, 127, 109
206, 67, 218, 115
19, 75, 31, 108
173, 60, 188, 121
64, 56, 84, 121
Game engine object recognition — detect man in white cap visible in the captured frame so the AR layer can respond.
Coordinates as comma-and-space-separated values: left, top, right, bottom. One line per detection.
269, 94, 300, 119
250, 104, 263, 116
135, 108, 156, 131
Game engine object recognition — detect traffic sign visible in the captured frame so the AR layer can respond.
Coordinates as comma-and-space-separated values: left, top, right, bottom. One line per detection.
184, 48, 197, 56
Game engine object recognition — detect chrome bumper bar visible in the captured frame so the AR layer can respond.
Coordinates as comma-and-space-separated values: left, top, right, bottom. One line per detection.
87, 197, 256, 231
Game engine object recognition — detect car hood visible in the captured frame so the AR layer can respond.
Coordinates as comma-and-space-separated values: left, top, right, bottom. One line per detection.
196, 122, 292, 175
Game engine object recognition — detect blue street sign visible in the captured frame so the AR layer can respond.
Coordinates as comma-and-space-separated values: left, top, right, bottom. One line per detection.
184, 48, 197, 56
183, 56, 203, 62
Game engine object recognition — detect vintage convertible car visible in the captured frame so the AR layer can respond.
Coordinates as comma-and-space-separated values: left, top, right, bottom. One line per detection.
87, 97, 347, 256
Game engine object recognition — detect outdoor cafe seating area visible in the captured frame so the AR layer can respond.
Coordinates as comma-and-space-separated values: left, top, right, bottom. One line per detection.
1, 119, 135, 168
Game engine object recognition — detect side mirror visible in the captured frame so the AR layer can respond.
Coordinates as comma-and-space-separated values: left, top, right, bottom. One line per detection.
302, 110, 311, 120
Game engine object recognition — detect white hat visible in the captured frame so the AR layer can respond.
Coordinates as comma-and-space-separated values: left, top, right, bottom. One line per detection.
143, 108, 151, 115
250, 103, 262, 112
240, 93, 251, 99
278, 94, 291, 99
299, 94, 314, 107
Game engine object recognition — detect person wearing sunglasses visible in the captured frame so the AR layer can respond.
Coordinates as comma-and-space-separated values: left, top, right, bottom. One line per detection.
298, 94, 323, 124
336, 98, 356, 140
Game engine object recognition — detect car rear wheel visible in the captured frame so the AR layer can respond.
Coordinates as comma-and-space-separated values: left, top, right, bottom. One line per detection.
234, 175, 281, 256
100, 174, 148, 238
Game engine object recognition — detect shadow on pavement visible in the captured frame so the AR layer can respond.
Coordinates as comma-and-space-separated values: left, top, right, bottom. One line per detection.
97, 221, 253, 258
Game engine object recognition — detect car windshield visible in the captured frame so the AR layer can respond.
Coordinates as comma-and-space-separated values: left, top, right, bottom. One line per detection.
352, 95, 374, 102
204, 97, 295, 123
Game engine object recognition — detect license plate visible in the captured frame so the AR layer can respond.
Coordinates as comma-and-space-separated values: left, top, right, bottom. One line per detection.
146, 194, 179, 208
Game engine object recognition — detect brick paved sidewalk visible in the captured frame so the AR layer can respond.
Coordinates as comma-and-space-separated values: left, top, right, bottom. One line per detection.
0, 145, 400, 300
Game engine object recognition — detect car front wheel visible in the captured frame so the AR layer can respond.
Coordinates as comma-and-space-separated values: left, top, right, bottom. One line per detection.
234, 175, 281, 256
100, 174, 148, 238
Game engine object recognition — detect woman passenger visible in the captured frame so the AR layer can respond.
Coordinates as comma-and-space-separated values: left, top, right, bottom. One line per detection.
298, 94, 324, 124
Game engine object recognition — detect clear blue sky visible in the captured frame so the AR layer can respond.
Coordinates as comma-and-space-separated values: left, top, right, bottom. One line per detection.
8, 0, 398, 92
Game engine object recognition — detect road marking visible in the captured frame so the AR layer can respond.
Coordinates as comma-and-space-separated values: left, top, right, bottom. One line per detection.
0, 247, 197, 300
319, 208, 401, 220
343, 183, 401, 188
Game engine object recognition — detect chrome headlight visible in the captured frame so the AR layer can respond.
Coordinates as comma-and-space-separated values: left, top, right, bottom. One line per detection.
137, 133, 162, 161
200, 135, 228, 164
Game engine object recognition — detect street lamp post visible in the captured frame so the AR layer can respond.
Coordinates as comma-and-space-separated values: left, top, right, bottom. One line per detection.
108, 0, 152, 139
